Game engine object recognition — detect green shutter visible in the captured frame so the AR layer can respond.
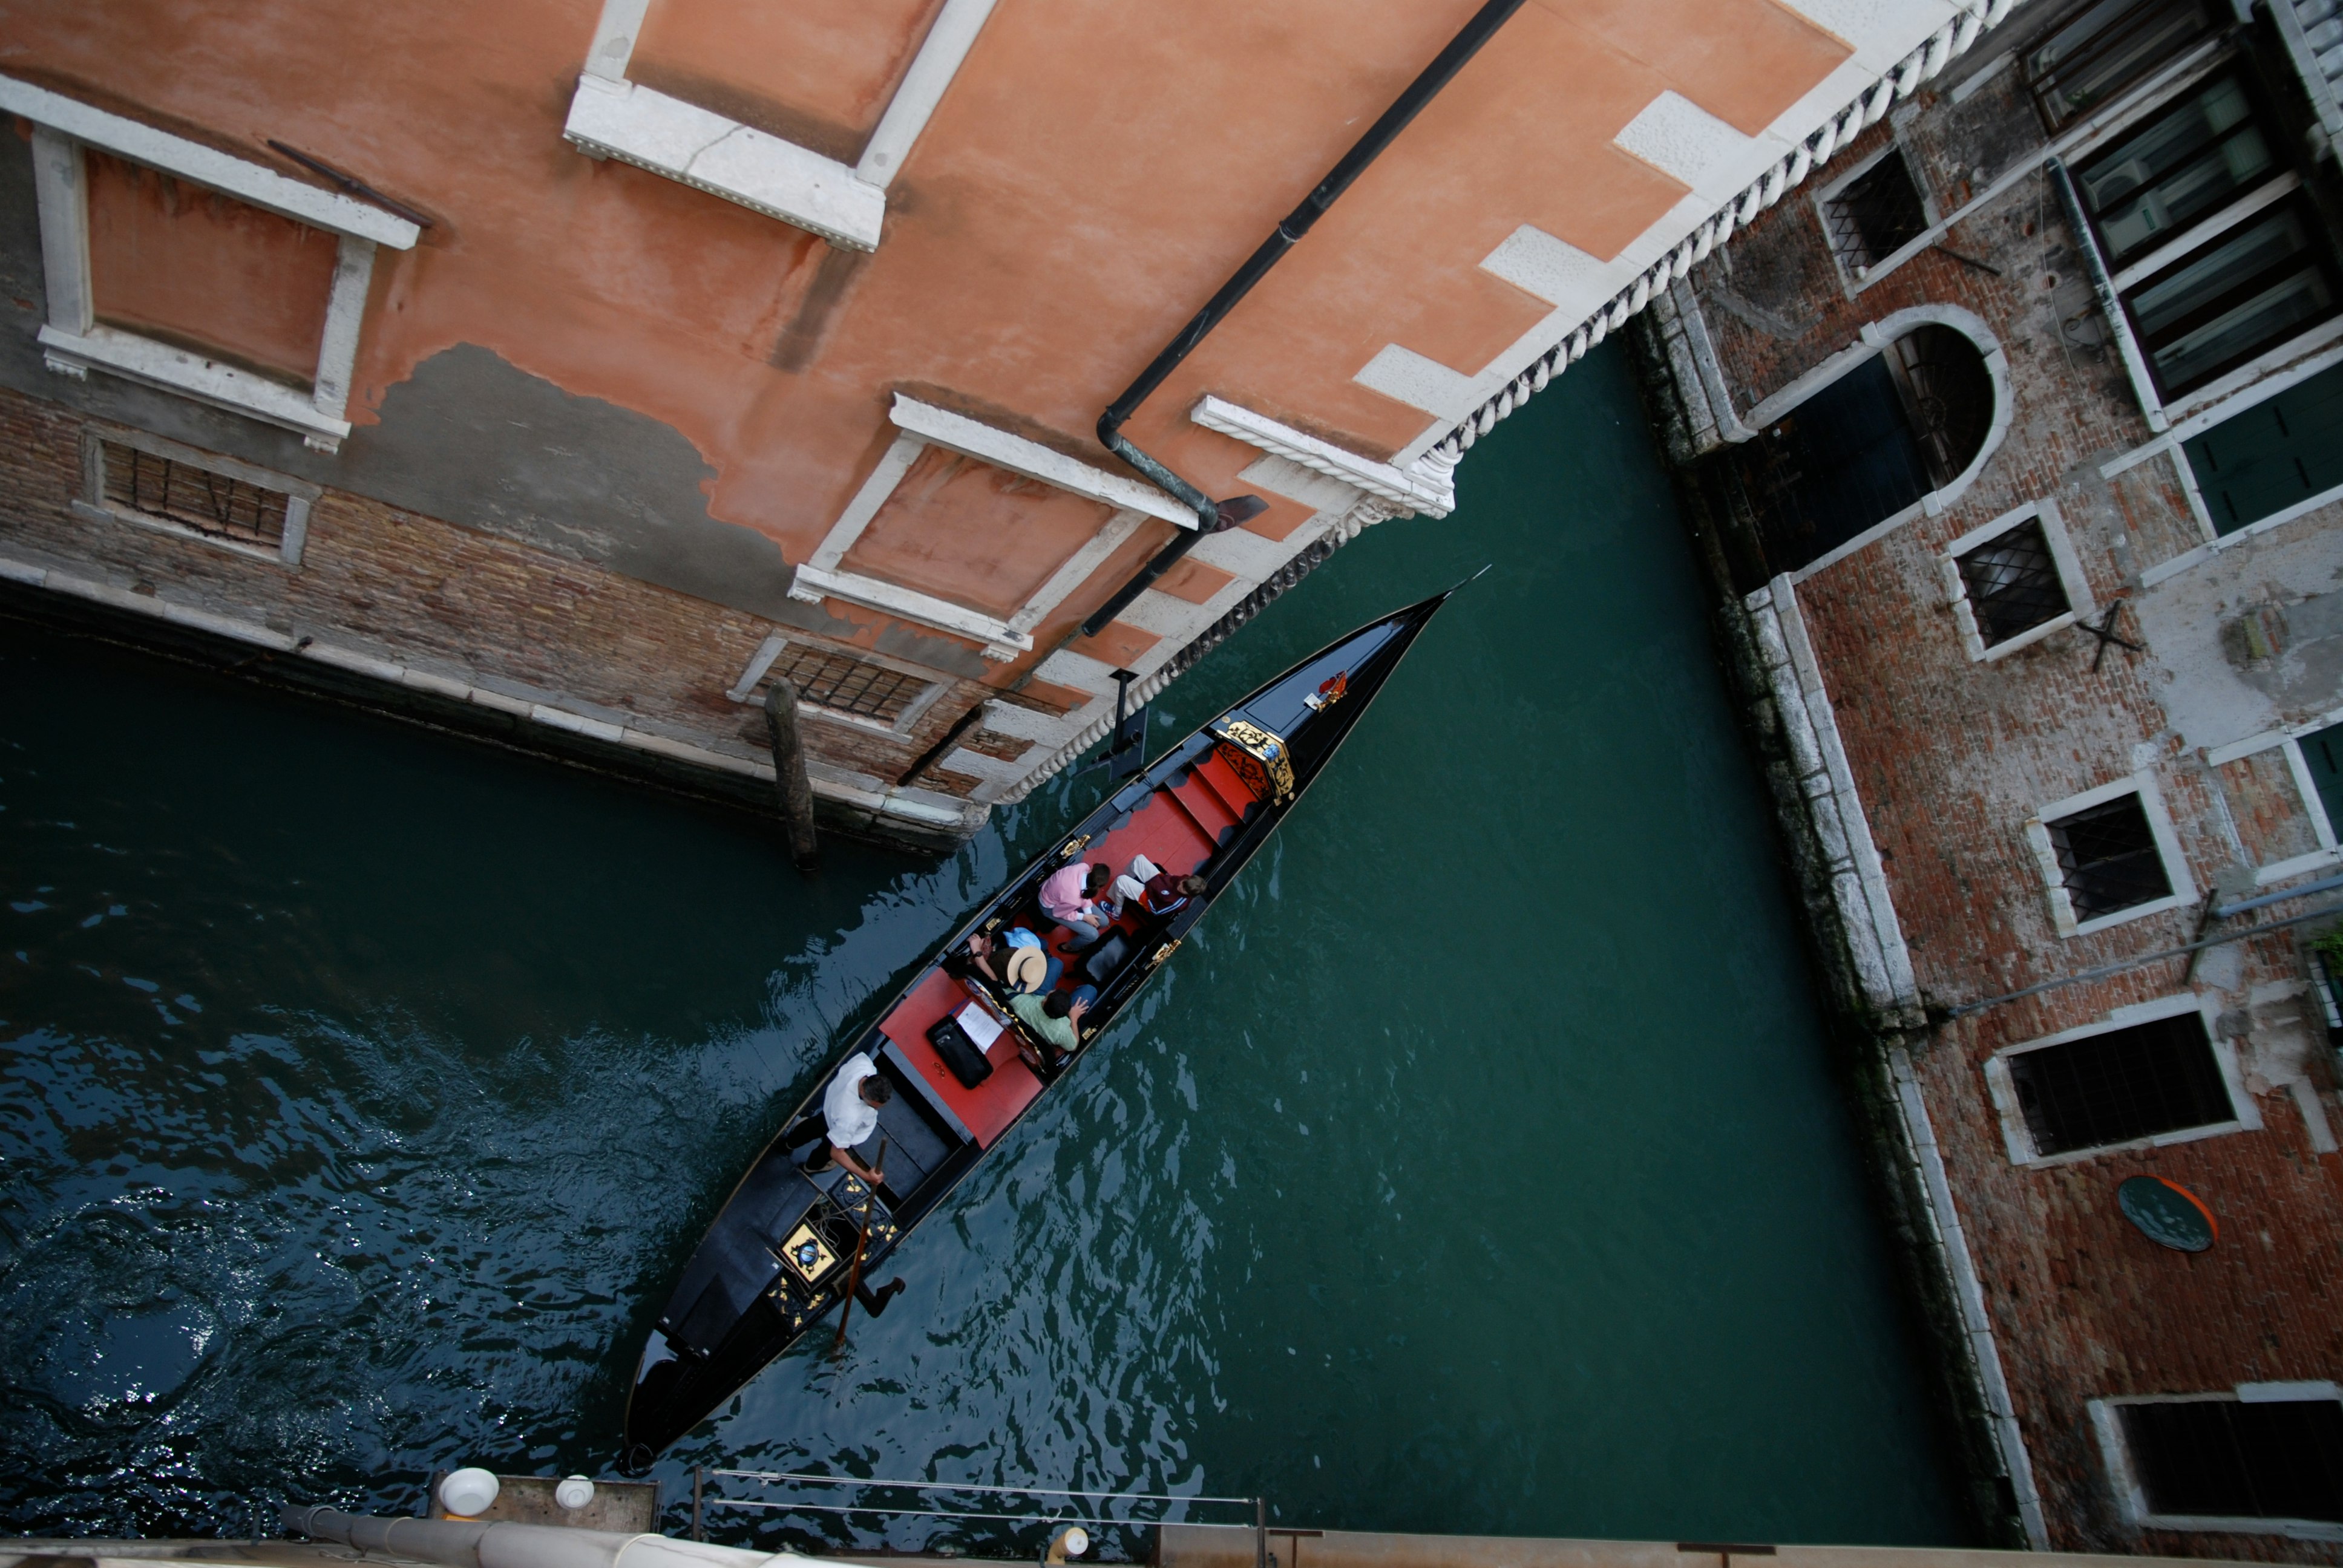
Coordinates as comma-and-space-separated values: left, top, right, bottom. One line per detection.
2301, 722, 2343, 840
2182, 359, 2343, 534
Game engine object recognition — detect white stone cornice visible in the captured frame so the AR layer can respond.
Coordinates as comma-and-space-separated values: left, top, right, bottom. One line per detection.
1190, 395, 1455, 517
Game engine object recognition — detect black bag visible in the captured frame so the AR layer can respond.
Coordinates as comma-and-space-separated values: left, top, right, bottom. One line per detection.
927, 1011, 994, 1088
1084, 933, 1134, 984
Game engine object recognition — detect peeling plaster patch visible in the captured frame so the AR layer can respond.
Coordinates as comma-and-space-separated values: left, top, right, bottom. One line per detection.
2132, 517, 2343, 749
332, 344, 995, 676
1613, 90, 1751, 188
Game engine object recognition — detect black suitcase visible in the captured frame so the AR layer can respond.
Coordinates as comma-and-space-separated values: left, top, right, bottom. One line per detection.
927, 1010, 995, 1088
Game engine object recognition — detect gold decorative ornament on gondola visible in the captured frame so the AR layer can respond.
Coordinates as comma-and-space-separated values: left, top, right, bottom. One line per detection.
1208, 718, 1295, 804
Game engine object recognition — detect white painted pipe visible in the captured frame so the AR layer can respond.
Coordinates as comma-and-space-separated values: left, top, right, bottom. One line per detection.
282, 1508, 859, 1568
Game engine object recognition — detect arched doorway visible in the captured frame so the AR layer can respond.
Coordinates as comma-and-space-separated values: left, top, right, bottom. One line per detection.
1726, 320, 1999, 577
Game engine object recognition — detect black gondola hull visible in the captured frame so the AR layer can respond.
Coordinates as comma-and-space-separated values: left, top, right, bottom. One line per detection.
619, 590, 1452, 1465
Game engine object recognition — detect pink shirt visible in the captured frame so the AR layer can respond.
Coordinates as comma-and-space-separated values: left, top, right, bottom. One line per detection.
1040, 863, 1095, 923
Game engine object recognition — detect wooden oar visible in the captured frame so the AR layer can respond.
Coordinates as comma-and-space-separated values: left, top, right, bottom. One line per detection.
831, 1135, 887, 1353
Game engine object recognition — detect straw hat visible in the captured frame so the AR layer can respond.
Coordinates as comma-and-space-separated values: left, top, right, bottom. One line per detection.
1002, 943, 1049, 993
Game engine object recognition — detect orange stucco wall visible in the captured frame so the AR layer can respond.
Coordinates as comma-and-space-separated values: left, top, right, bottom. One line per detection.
629, 0, 944, 164
1, 0, 1847, 687
84, 148, 337, 383
845, 445, 1118, 620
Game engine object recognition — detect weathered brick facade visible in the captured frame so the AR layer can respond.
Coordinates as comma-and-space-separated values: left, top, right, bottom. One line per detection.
1639, 1, 2343, 1557
0, 380, 1038, 850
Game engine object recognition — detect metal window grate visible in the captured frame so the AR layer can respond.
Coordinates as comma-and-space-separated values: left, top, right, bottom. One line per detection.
1958, 520, 2071, 645
2122, 1399, 2343, 1521
1821, 151, 1928, 273
101, 442, 289, 548
2046, 792, 2172, 919
2007, 1012, 2232, 1155
772, 647, 929, 724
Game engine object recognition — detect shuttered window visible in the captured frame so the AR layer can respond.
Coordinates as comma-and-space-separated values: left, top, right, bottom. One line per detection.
2007, 1011, 2234, 1155
2181, 359, 2343, 534
2122, 1399, 2343, 1522
2301, 721, 2343, 838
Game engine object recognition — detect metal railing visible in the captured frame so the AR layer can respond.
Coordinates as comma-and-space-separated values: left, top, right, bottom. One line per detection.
689, 1467, 1268, 1564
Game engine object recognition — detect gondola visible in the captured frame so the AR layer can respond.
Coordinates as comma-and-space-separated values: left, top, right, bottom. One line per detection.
619, 588, 1457, 1466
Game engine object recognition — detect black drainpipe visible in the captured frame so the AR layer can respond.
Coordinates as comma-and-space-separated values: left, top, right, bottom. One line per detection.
1082, 0, 1529, 638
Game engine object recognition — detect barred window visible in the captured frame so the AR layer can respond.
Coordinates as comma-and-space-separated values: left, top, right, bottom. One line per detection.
2121, 1398, 2343, 1522
79, 426, 316, 565
771, 645, 929, 725
102, 441, 288, 548
1958, 520, 2071, 646
2007, 1012, 2233, 1155
2047, 792, 2172, 919
1821, 150, 1928, 275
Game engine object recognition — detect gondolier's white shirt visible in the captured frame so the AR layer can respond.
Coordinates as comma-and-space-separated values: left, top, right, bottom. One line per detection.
824, 1052, 881, 1149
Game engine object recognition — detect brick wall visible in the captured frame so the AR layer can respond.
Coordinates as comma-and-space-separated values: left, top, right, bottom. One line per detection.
1641, 33, 2343, 1562
0, 381, 1052, 836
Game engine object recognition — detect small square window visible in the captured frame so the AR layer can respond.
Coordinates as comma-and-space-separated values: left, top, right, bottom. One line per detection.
2120, 1398, 2343, 1524
1821, 150, 1928, 276
1958, 519, 2072, 647
2006, 1011, 2235, 1155
2047, 792, 2172, 920
768, 646, 931, 725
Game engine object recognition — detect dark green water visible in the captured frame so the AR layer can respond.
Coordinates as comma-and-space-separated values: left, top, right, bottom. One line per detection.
0, 348, 1964, 1548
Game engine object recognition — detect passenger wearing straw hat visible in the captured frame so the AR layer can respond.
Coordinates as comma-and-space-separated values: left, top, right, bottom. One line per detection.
964, 928, 1061, 995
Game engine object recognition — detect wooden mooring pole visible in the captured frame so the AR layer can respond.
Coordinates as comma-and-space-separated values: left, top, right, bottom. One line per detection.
762, 679, 819, 871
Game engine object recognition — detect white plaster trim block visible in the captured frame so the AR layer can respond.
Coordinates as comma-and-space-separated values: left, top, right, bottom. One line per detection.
888, 395, 1189, 526
30, 128, 91, 338
789, 563, 1030, 661
0, 74, 420, 247
564, 74, 886, 252
39, 324, 353, 446
1480, 226, 1610, 312
1190, 395, 1454, 515
1006, 508, 1149, 635
1354, 345, 1482, 420
1613, 90, 1755, 188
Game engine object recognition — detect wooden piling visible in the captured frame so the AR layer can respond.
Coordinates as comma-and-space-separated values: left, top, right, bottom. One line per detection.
763, 679, 820, 871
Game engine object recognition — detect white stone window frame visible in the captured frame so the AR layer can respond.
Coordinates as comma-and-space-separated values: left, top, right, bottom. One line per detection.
2023, 771, 2197, 936
721, 633, 950, 738
73, 423, 320, 568
788, 393, 1187, 661
2100, 336, 2343, 587
1732, 304, 2012, 586
2091, 1385, 2343, 1542
2209, 705, 2343, 886
3, 75, 421, 455
2047, 36, 2343, 438
1938, 499, 2094, 661
1809, 136, 1939, 296
1984, 991, 2258, 1167
563, 0, 997, 252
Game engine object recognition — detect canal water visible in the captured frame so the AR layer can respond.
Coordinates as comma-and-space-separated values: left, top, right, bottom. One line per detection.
0, 347, 1965, 1547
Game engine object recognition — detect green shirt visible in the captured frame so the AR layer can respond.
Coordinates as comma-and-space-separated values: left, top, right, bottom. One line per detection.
1009, 991, 1077, 1053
